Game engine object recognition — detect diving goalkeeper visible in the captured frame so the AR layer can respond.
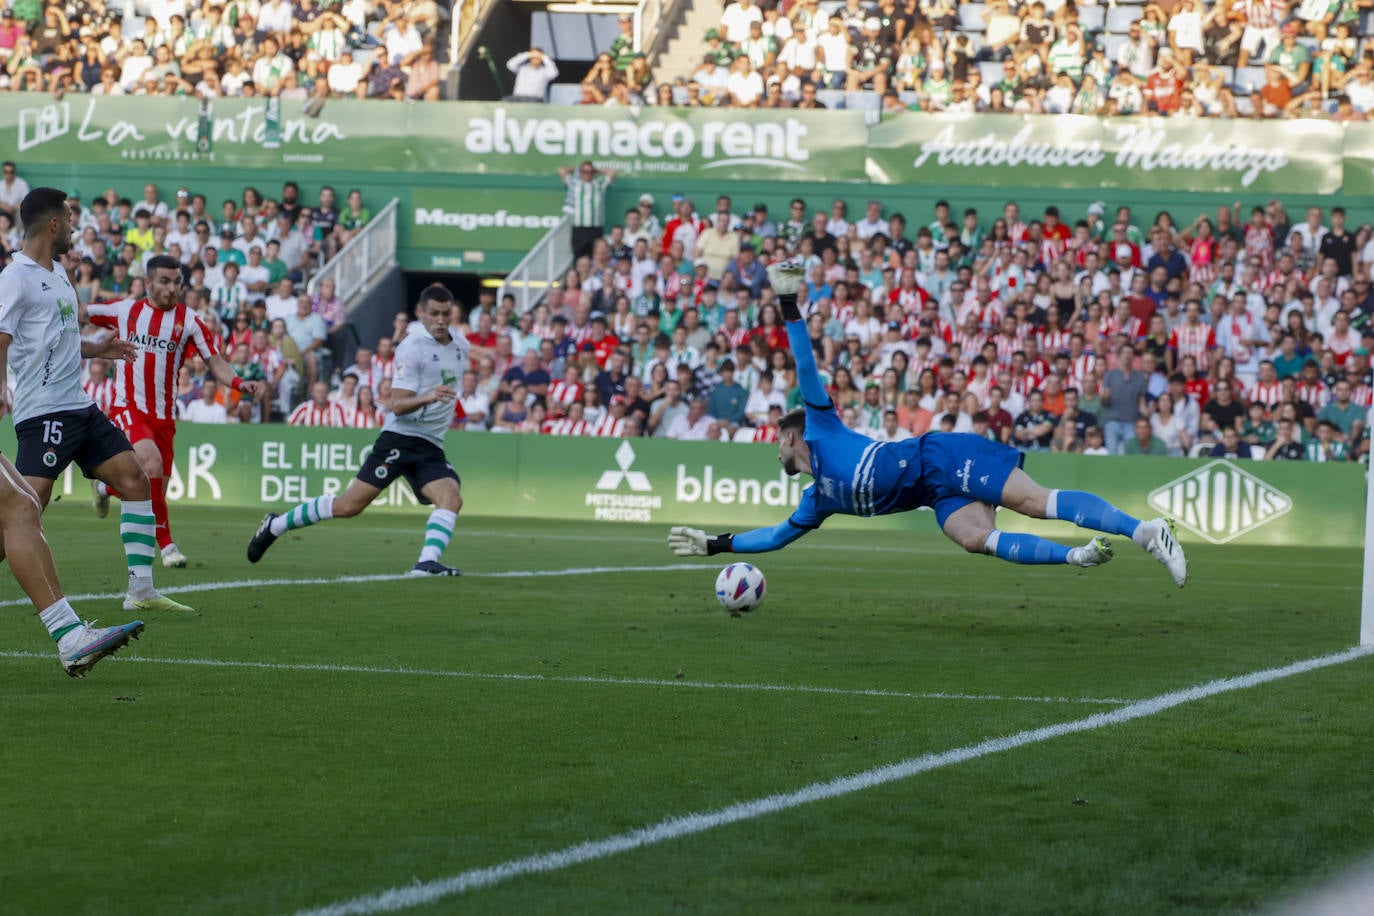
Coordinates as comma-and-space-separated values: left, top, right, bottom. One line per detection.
667, 262, 1188, 588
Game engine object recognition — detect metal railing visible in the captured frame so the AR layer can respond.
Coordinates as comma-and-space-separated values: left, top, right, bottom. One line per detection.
635, 0, 690, 60
307, 197, 399, 304
498, 214, 573, 315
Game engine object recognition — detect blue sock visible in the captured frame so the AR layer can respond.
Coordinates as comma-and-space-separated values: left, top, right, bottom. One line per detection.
983, 531, 1073, 565
1046, 490, 1142, 540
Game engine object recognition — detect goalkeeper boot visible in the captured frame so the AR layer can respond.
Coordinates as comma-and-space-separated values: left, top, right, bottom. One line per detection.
1067, 536, 1113, 568
161, 544, 188, 568
247, 513, 281, 563
60, 620, 144, 678
409, 560, 464, 577
1143, 517, 1188, 589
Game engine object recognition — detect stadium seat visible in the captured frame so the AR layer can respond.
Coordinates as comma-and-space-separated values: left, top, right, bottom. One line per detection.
548, 84, 583, 106
817, 88, 847, 109
1105, 6, 1139, 32
1234, 65, 1268, 93
1099, 33, 1129, 61
1249, 445, 1267, 459
1235, 95, 1256, 115
732, 428, 757, 443
1362, 9, 1374, 33
818, 0, 844, 15
1043, 0, 1066, 13
958, 3, 987, 31
979, 60, 1005, 85
844, 91, 882, 113
1077, 5, 1106, 31
899, 90, 920, 106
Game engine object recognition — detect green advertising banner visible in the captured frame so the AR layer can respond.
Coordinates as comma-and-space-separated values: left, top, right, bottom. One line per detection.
0, 95, 870, 184
408, 188, 564, 269
868, 113, 1344, 195
10, 424, 1363, 548
1341, 122, 1374, 197
4, 94, 1371, 195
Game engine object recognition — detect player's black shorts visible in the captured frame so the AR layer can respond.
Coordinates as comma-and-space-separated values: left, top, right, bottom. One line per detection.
356, 430, 460, 505
14, 405, 133, 480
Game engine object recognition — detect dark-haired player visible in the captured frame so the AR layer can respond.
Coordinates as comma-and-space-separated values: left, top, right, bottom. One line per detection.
86, 254, 260, 567
248, 284, 470, 576
0, 186, 189, 638
668, 262, 1188, 588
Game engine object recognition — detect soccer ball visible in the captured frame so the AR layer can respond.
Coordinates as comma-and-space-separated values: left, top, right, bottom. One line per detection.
715, 562, 766, 613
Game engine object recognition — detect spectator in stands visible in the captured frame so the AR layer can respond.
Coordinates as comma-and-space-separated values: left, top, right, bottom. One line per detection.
560, 161, 616, 258
179, 377, 229, 424
507, 47, 559, 102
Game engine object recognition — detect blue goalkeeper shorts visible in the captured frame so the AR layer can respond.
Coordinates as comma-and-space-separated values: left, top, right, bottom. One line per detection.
916, 433, 1025, 527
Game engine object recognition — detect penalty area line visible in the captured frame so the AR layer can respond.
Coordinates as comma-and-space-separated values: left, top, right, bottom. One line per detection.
287, 644, 1374, 916
0, 651, 1127, 706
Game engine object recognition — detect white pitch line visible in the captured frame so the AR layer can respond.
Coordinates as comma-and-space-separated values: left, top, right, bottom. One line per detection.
289, 644, 1374, 916
0, 564, 706, 609
0, 650, 1127, 705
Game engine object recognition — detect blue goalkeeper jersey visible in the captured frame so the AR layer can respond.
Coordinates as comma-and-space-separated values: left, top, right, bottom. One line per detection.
731, 319, 927, 553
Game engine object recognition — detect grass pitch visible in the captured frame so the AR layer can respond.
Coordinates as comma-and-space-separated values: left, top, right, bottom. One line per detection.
1, 503, 1372, 915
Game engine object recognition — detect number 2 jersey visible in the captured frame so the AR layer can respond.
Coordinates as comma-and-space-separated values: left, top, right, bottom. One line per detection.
383, 322, 471, 447
0, 252, 92, 424
86, 297, 220, 420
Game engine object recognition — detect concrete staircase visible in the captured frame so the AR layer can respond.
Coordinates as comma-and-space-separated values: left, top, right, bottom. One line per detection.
651, 1, 721, 87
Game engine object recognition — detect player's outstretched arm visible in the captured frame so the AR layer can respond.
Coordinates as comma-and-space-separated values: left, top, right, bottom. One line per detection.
767, 260, 831, 410
668, 519, 813, 556
207, 352, 260, 398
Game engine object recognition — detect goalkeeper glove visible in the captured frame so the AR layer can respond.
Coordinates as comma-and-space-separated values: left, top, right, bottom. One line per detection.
766, 259, 806, 321
667, 527, 734, 556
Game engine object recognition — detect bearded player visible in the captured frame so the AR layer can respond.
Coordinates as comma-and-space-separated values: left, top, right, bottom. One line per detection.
668, 262, 1188, 588
0, 186, 190, 619
247, 284, 468, 576
85, 254, 262, 567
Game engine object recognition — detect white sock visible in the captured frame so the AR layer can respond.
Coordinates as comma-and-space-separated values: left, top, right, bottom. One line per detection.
121, 499, 156, 599
1132, 520, 1157, 549
418, 508, 457, 564
40, 599, 84, 652
95, 481, 109, 498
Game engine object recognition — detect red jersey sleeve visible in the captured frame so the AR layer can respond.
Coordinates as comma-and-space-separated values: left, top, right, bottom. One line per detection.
85, 299, 126, 330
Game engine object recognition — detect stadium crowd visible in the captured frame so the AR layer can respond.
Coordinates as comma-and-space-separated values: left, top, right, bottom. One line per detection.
0, 0, 448, 101
581, 0, 1374, 119
0, 165, 387, 425
461, 167, 1372, 464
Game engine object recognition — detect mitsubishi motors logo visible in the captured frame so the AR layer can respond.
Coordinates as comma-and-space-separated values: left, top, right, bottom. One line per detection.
586, 442, 660, 522
595, 442, 652, 492
1147, 460, 1292, 545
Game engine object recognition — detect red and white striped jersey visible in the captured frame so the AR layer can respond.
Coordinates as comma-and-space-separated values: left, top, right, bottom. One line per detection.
1350, 384, 1374, 409
966, 373, 994, 408
567, 322, 594, 347
830, 302, 856, 326
951, 328, 987, 356
994, 332, 1023, 367
371, 354, 395, 384
547, 379, 583, 414
1294, 379, 1329, 410
85, 298, 220, 420
721, 326, 752, 352
1247, 380, 1283, 411
1038, 329, 1072, 354
545, 417, 591, 436
82, 373, 117, 414
288, 400, 347, 426
752, 425, 779, 443
351, 407, 385, 428
1007, 371, 1042, 400
1072, 353, 1098, 382
889, 284, 930, 313
590, 414, 625, 437
1244, 224, 1274, 271
1167, 322, 1217, 372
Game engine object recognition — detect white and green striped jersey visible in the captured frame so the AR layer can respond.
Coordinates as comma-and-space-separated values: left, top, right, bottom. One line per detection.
563, 173, 610, 229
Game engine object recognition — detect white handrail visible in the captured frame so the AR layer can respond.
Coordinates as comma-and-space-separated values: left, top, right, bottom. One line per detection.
308, 197, 399, 304
499, 214, 573, 315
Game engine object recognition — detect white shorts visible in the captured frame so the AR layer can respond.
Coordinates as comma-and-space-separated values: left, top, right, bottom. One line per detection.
1241, 25, 1280, 57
